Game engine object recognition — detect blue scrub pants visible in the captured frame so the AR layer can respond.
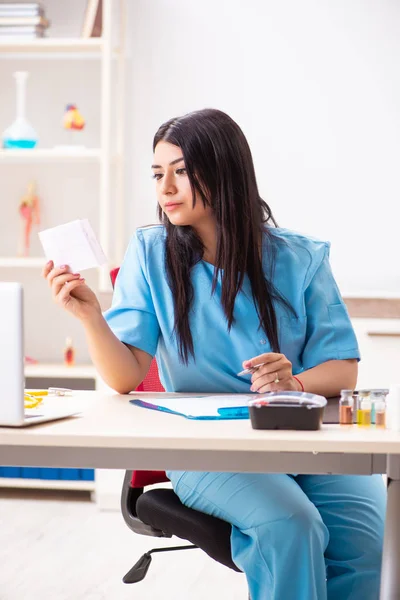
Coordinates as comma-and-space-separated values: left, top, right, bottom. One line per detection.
167, 471, 386, 600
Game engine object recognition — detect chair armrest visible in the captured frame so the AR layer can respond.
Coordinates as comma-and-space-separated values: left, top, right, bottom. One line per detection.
120, 470, 171, 538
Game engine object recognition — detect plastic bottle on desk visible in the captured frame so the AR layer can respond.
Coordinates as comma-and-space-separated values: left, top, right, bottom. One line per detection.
386, 385, 400, 431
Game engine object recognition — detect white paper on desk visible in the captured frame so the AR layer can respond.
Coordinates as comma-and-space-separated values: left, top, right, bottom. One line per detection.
38, 219, 107, 272
137, 395, 253, 418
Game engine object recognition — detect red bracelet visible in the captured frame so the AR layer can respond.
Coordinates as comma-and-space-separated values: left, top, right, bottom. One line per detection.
293, 376, 304, 392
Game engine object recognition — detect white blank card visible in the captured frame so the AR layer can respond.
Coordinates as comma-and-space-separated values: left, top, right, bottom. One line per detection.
38, 219, 107, 272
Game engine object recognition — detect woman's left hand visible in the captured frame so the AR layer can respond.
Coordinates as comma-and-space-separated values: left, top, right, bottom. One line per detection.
242, 353, 302, 393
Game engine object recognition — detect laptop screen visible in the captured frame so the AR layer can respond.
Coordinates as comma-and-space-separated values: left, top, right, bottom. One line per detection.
0, 282, 24, 425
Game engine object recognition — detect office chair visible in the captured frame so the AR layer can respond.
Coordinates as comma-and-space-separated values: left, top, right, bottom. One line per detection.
110, 268, 245, 591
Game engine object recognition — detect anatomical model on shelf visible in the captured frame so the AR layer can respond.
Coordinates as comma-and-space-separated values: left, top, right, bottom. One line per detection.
18, 181, 40, 257
62, 104, 86, 148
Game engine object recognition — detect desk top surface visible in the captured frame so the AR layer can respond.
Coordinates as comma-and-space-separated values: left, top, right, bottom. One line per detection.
0, 391, 398, 454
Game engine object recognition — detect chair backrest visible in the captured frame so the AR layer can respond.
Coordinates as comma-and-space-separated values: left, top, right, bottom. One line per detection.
110, 267, 169, 488
135, 358, 163, 393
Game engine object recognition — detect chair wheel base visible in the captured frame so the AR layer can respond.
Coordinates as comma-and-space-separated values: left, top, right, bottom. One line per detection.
123, 552, 152, 584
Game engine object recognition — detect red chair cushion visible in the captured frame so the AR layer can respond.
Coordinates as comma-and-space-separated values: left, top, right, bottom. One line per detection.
110, 267, 120, 287
136, 359, 164, 392
110, 266, 167, 488
132, 360, 166, 486
130, 470, 170, 487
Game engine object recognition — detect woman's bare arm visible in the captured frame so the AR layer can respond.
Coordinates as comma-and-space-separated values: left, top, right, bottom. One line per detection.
82, 312, 152, 394
296, 359, 358, 397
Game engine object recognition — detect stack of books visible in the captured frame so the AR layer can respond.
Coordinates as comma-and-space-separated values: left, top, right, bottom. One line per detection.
0, 2, 50, 40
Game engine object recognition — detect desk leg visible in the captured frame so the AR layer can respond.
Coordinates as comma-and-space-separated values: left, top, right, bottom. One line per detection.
380, 455, 400, 600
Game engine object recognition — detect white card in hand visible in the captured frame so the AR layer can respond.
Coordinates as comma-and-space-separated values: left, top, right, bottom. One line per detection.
38, 219, 107, 272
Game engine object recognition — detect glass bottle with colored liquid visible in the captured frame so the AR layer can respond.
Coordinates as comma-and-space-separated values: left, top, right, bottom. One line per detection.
369, 389, 389, 425
357, 390, 372, 426
2, 71, 38, 149
339, 390, 354, 424
371, 391, 387, 428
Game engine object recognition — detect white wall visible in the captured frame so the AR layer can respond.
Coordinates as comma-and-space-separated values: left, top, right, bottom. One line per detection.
126, 0, 400, 295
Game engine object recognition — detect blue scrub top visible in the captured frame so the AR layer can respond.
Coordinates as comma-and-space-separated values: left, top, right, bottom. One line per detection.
103, 225, 360, 393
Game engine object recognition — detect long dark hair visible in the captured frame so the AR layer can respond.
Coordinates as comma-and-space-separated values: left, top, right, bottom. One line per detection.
153, 108, 294, 364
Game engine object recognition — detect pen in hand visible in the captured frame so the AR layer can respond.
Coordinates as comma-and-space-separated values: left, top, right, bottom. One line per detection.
237, 362, 265, 377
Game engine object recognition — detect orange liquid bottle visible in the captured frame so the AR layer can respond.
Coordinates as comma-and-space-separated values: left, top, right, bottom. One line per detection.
339, 390, 353, 425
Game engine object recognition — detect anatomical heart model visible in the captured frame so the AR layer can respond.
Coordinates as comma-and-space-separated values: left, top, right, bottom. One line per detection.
62, 103, 86, 146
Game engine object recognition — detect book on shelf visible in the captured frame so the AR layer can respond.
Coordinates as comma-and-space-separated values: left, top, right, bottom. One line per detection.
0, 33, 44, 39
0, 10, 44, 18
0, 16, 49, 26
81, 0, 102, 38
0, 2, 48, 37
0, 25, 46, 37
0, 3, 44, 15
0, 2, 43, 8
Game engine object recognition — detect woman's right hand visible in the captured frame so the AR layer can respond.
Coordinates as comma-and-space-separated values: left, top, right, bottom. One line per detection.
42, 260, 102, 323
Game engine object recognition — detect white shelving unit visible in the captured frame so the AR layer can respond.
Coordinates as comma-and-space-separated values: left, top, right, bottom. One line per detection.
0, 1, 127, 506
0, 363, 101, 495
0, 38, 104, 55
24, 362, 100, 497
0, 478, 96, 493
25, 363, 99, 380
0, 257, 45, 268
21, 362, 104, 497
0, 0, 127, 290
0, 148, 102, 162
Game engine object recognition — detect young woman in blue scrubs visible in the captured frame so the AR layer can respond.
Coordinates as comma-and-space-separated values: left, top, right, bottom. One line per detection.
43, 108, 386, 600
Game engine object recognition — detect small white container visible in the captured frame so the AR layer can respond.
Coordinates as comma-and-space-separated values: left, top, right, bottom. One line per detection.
385, 385, 400, 431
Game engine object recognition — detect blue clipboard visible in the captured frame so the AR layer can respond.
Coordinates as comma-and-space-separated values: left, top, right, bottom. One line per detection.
130, 398, 249, 420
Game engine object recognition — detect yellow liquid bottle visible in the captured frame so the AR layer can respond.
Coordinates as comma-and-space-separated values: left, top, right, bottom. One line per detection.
358, 397, 372, 426
357, 390, 370, 425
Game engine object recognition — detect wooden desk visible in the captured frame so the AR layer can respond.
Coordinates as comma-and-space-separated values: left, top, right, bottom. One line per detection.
0, 391, 398, 599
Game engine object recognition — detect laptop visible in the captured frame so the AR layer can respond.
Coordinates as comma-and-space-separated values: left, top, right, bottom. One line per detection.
0, 282, 80, 427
